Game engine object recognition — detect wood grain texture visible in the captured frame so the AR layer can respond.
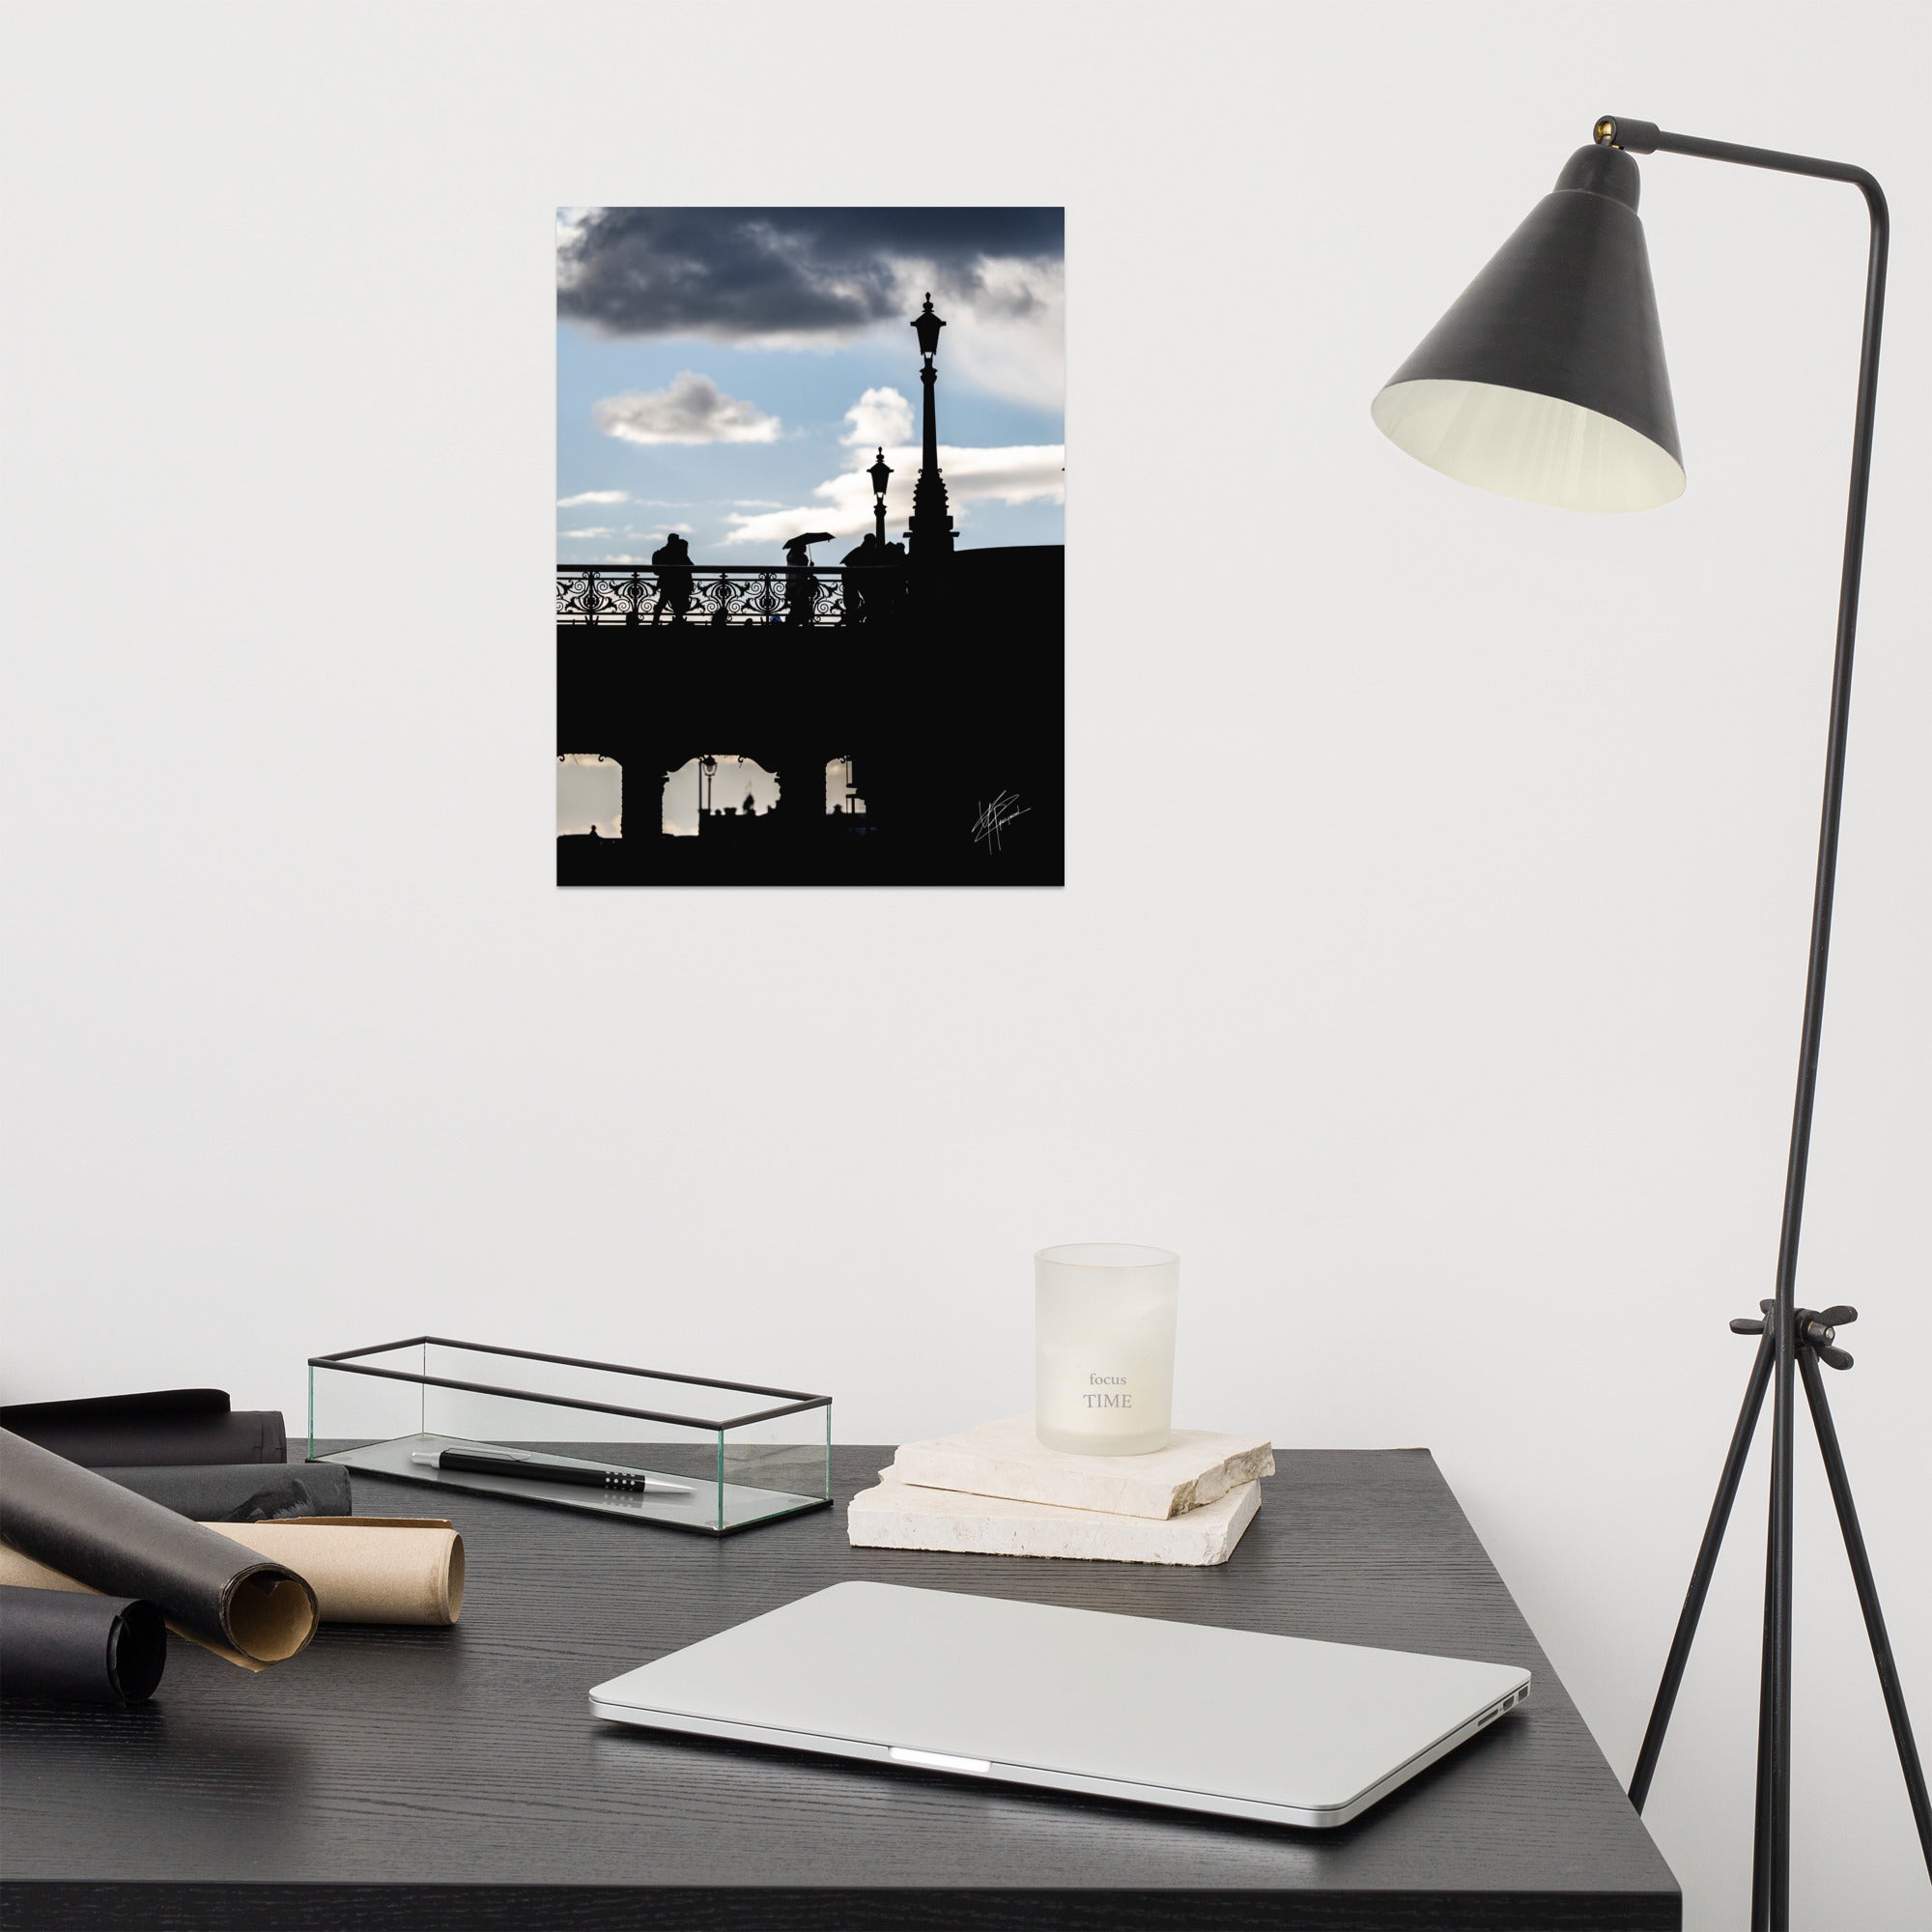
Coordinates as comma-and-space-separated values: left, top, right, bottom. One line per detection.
0, 1448, 1679, 1931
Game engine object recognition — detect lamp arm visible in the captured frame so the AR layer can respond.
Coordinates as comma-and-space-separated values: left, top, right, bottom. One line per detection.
1596, 115, 1884, 204
1598, 114, 1890, 1932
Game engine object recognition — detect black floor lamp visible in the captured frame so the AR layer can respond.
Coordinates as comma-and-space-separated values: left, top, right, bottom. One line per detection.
1371, 116, 1930, 1931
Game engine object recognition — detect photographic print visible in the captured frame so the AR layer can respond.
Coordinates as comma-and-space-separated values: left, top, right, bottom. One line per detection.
556, 207, 1065, 886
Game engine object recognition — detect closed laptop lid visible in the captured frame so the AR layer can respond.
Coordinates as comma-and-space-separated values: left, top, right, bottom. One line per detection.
590, 1580, 1529, 1820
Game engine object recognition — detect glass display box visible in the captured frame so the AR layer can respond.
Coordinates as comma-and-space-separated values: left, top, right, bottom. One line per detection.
309, 1337, 832, 1535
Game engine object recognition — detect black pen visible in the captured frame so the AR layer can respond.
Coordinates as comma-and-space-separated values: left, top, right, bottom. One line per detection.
411, 1446, 691, 1495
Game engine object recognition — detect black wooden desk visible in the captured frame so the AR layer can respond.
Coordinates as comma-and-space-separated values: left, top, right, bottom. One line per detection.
2, 1447, 1679, 1930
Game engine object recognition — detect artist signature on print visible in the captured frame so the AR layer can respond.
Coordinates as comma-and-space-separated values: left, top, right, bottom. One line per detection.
972, 791, 1030, 852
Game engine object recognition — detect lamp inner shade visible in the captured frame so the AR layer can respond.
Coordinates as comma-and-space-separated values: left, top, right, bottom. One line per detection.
1372, 377, 1686, 513
1373, 145, 1684, 515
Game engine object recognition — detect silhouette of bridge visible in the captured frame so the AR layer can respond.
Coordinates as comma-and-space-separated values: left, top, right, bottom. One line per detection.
556, 545, 1063, 886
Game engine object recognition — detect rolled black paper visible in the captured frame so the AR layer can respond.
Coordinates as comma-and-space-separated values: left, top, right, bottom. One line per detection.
95, 1462, 353, 1522
0, 1585, 166, 1705
0, 1430, 317, 1668
0, 1390, 286, 1467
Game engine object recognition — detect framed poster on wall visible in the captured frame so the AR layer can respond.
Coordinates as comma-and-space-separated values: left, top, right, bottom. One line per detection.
556, 207, 1065, 887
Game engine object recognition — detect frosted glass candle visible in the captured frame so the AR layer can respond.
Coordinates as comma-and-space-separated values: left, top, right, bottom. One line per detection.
1034, 1243, 1179, 1456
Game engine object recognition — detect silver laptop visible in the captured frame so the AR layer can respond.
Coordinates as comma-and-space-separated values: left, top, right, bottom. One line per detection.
589, 1580, 1530, 1828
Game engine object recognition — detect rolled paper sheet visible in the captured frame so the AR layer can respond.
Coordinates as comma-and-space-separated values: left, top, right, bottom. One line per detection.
0, 1584, 167, 1705
201, 1520, 466, 1625
0, 1390, 286, 1466
1, 1521, 465, 1629
0, 1430, 316, 1670
97, 1463, 353, 1522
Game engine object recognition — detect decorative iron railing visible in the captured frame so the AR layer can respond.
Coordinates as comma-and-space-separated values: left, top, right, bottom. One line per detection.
557, 563, 905, 628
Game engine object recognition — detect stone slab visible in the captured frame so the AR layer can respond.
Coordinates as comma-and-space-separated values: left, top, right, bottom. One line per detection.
889, 1414, 1274, 1520
847, 1466, 1262, 1566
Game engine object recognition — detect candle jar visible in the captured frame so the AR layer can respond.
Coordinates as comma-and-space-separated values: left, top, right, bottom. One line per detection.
1034, 1243, 1179, 1456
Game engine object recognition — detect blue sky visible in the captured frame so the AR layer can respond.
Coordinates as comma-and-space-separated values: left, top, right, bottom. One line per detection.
556, 208, 1065, 565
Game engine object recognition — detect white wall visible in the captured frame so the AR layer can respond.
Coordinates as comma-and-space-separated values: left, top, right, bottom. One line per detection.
4, 4, 1927, 1924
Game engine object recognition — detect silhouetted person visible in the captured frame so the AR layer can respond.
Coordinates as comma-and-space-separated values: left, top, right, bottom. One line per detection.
742, 792, 754, 814
840, 532, 884, 624
651, 533, 695, 624
782, 531, 833, 627
865, 535, 908, 625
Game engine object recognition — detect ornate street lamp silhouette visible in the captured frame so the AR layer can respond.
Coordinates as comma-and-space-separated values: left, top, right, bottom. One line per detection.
867, 446, 892, 546
907, 295, 954, 559
698, 754, 718, 818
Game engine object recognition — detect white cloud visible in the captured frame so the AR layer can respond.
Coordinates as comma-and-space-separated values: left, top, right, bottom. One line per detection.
557, 489, 629, 507
720, 260, 1063, 413
937, 256, 1065, 412
923, 443, 1065, 501
822, 257, 1065, 412
724, 264, 1064, 413
721, 438, 1063, 549
841, 386, 915, 448
559, 526, 615, 538
592, 372, 780, 445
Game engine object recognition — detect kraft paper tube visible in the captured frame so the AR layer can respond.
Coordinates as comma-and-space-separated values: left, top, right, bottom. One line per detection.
0, 1523, 464, 1630
0, 1584, 168, 1705
200, 1520, 465, 1626
0, 1429, 316, 1670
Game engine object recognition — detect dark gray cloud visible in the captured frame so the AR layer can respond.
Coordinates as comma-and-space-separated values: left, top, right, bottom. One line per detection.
557, 207, 1064, 339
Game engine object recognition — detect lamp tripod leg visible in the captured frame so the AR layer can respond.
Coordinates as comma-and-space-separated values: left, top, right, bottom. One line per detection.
1630, 1326, 1776, 1810
1797, 1349, 1932, 1877
1752, 1451, 1782, 1930
1765, 1303, 1799, 1932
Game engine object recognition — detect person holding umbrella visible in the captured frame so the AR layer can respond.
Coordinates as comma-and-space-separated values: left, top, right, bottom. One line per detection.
781, 531, 833, 627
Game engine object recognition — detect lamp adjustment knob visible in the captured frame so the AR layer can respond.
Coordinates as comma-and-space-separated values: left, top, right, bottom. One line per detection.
1594, 114, 1662, 154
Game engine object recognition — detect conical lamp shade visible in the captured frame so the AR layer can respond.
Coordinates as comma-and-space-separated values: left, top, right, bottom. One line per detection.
1373, 145, 1684, 512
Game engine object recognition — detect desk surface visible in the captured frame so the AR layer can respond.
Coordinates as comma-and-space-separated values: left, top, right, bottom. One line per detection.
2, 1446, 1679, 1931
